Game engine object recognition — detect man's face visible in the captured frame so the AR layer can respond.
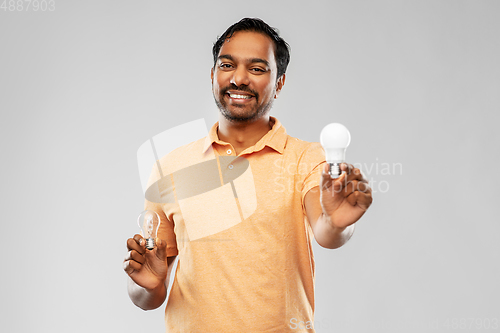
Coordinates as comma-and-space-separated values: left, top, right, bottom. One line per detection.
211, 31, 284, 122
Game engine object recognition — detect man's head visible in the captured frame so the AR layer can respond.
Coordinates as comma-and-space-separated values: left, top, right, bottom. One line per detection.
211, 18, 290, 123
212, 18, 290, 80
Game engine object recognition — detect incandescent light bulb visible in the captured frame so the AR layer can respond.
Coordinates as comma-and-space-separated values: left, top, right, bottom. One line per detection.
320, 123, 351, 179
137, 210, 161, 250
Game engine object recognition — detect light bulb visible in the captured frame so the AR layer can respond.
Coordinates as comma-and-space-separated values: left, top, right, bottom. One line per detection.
320, 123, 351, 179
137, 210, 161, 250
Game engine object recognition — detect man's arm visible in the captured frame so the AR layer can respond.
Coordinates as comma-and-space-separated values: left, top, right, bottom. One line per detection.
304, 163, 372, 249
305, 189, 356, 249
124, 235, 176, 310
126, 255, 177, 310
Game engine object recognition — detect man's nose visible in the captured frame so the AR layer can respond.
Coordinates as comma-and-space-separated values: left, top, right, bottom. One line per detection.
230, 67, 250, 87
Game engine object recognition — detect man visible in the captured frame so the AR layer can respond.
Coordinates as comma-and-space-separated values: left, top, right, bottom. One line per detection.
124, 18, 372, 332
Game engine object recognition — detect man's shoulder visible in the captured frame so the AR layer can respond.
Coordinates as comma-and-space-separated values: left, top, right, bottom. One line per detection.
284, 135, 324, 160
157, 136, 210, 174
282, 135, 325, 179
166, 136, 206, 157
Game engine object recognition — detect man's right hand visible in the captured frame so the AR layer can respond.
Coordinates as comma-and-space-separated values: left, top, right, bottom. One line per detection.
123, 234, 168, 291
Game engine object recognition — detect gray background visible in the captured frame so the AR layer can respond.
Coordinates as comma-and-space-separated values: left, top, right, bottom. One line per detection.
1, 0, 499, 332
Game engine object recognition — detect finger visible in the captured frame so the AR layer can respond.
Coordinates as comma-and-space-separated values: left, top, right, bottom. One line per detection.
357, 191, 373, 210
342, 181, 371, 197
346, 190, 373, 209
123, 259, 142, 275
343, 166, 364, 184
133, 234, 144, 244
342, 180, 357, 197
124, 250, 146, 265
346, 190, 360, 206
340, 163, 353, 174
127, 235, 146, 254
155, 238, 167, 261
332, 177, 345, 194
127, 237, 141, 253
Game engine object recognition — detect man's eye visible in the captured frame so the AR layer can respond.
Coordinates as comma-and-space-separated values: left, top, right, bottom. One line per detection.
220, 63, 233, 69
251, 68, 266, 73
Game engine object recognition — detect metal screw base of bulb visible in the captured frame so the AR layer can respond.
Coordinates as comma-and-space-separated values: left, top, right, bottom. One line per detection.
329, 163, 341, 179
145, 238, 155, 250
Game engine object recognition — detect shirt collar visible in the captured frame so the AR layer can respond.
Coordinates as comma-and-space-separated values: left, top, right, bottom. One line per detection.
202, 117, 287, 155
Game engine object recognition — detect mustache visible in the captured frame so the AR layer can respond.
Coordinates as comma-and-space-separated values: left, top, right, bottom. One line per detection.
221, 84, 259, 99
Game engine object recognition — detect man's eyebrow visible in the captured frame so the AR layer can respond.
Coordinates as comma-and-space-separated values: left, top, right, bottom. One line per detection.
248, 58, 270, 67
218, 54, 234, 62
218, 54, 270, 67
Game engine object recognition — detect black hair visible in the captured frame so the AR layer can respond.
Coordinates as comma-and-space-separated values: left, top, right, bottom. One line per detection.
212, 18, 291, 79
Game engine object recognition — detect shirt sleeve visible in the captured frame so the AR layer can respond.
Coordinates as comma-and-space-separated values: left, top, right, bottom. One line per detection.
300, 142, 326, 216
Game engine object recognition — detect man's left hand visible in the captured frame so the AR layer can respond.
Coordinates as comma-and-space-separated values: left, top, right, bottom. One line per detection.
320, 163, 373, 229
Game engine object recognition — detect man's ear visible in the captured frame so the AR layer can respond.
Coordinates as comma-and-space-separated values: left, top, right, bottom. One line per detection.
274, 74, 286, 99
211, 67, 214, 84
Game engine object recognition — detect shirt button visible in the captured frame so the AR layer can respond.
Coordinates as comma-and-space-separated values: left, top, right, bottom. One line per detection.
226, 149, 232, 155
228, 164, 234, 170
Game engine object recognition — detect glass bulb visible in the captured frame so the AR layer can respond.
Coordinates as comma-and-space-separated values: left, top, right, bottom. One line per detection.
137, 210, 161, 250
320, 123, 351, 179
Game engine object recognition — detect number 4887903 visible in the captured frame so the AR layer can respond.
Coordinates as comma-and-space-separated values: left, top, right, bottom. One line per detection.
1, 0, 56, 11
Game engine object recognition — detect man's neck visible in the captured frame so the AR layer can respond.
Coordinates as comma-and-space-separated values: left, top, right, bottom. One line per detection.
217, 115, 273, 155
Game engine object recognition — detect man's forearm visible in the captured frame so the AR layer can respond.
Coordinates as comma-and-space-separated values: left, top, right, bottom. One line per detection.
127, 277, 167, 311
312, 213, 355, 249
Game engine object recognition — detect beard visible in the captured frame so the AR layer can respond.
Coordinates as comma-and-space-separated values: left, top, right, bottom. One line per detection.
213, 83, 276, 123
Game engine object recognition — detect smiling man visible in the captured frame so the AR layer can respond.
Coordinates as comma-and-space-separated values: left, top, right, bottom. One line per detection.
211, 26, 286, 155
212, 31, 284, 124
124, 18, 372, 332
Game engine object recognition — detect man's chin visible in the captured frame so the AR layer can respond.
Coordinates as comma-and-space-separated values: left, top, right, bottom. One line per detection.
220, 108, 260, 123
214, 98, 272, 123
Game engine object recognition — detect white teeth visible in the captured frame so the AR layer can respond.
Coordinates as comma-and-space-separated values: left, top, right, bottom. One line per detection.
229, 93, 251, 99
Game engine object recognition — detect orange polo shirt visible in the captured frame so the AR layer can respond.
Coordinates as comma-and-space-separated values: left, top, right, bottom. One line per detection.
145, 117, 325, 332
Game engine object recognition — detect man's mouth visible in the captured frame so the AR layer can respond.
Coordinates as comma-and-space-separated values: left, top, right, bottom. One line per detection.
229, 93, 252, 99
226, 91, 255, 100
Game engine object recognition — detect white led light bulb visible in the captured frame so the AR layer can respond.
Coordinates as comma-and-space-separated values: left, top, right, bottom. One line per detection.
320, 123, 351, 179
137, 210, 161, 250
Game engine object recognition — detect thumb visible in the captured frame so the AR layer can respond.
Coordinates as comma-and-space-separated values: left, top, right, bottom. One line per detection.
155, 238, 167, 261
